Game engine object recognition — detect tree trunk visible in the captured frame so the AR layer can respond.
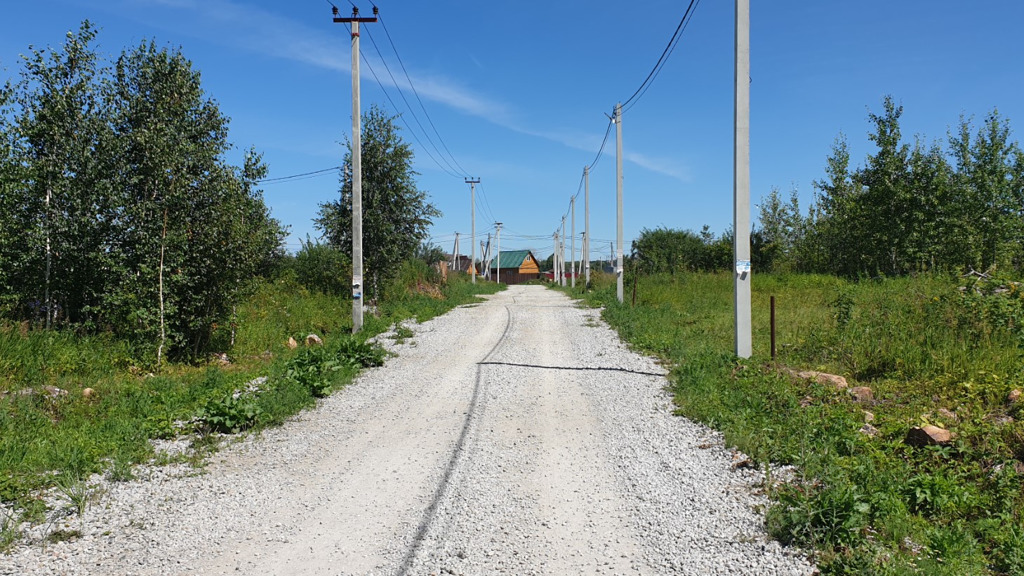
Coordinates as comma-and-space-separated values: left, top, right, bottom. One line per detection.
157, 208, 168, 370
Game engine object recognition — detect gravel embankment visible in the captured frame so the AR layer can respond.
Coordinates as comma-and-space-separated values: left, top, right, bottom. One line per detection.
1, 285, 814, 575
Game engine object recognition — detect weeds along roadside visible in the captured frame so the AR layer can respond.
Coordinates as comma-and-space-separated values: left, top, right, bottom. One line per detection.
0, 263, 502, 549
564, 271, 1024, 576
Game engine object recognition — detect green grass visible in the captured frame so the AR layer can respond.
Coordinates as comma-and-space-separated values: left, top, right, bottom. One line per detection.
0, 266, 501, 534
569, 270, 1024, 575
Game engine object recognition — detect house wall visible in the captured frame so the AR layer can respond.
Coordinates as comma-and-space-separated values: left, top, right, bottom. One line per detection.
519, 255, 540, 274
498, 269, 540, 285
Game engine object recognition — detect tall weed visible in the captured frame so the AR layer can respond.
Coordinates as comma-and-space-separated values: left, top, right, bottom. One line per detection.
573, 271, 1024, 575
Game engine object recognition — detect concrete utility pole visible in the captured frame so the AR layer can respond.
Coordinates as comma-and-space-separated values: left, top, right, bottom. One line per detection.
584, 166, 590, 289
560, 216, 567, 287
614, 103, 624, 303
466, 177, 480, 283
333, 5, 377, 334
570, 197, 576, 289
734, 0, 752, 358
452, 233, 460, 271
495, 222, 503, 284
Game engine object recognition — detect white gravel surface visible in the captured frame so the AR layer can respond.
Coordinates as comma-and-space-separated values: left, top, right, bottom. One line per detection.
1, 285, 814, 575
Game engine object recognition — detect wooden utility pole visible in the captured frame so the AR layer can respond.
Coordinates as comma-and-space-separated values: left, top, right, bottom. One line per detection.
466, 178, 480, 283
333, 5, 377, 333
734, 0, 752, 358
614, 103, 624, 303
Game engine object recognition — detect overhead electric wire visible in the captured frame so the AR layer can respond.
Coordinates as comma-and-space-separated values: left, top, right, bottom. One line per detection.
377, 12, 470, 176
257, 166, 340, 184
363, 26, 465, 178
359, 50, 464, 179
590, 119, 614, 170
476, 182, 499, 226
621, 0, 701, 113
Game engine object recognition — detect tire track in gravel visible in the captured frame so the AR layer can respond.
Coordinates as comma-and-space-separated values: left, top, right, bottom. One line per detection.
395, 304, 512, 575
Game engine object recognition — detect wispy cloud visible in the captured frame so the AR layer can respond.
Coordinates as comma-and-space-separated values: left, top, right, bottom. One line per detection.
125, 0, 691, 182
126, 0, 509, 120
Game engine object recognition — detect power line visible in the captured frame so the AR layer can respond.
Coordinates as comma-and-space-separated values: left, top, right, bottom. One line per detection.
621, 0, 701, 113
359, 50, 464, 179
588, 118, 614, 171
476, 182, 499, 226
257, 166, 340, 183
363, 25, 465, 178
377, 12, 470, 176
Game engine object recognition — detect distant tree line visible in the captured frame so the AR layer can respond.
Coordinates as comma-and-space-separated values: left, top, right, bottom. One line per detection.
0, 22, 286, 363
632, 96, 1024, 278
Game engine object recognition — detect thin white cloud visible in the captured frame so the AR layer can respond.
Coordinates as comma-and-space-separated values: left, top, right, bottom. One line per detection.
124, 0, 691, 182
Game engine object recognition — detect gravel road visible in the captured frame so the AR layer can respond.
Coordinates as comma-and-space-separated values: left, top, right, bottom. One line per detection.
2, 285, 814, 575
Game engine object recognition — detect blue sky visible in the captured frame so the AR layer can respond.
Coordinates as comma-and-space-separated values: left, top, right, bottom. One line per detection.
2, 1, 1022, 261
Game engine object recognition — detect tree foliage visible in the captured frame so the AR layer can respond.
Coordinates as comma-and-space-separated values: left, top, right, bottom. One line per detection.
0, 22, 285, 362
775, 96, 1024, 277
315, 105, 440, 300
631, 97, 1024, 280
631, 226, 731, 274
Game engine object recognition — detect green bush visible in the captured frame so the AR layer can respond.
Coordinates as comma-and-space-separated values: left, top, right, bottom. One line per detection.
293, 239, 351, 296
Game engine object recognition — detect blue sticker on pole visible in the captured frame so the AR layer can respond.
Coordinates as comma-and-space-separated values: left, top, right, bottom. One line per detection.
735, 260, 751, 274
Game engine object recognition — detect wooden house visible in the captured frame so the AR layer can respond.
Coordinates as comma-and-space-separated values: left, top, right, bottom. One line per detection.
489, 250, 541, 284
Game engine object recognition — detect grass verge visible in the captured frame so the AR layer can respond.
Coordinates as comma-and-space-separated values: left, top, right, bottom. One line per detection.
0, 265, 501, 544
567, 271, 1024, 575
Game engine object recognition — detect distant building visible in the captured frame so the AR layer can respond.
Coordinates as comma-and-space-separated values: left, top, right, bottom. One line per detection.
447, 254, 479, 275
488, 250, 541, 284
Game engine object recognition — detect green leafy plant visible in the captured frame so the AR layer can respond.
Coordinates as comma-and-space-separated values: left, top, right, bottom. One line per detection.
194, 392, 264, 434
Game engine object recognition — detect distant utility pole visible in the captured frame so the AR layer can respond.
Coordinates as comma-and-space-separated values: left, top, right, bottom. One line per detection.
581, 232, 587, 287
333, 5, 377, 334
466, 177, 480, 283
561, 216, 567, 287
734, 0, 752, 358
570, 196, 576, 289
584, 166, 590, 289
483, 234, 491, 278
614, 103, 624, 303
495, 222, 503, 284
451, 232, 460, 271
552, 232, 559, 283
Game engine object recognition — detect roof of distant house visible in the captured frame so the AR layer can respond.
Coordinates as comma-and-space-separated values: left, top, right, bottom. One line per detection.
489, 249, 536, 269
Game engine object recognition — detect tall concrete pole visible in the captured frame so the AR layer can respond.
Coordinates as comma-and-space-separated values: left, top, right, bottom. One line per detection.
561, 216, 567, 287
614, 103, 624, 303
553, 232, 559, 283
334, 6, 376, 333
495, 222, 503, 284
466, 178, 480, 283
452, 232, 460, 271
734, 0, 752, 358
570, 197, 576, 289
584, 166, 590, 289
